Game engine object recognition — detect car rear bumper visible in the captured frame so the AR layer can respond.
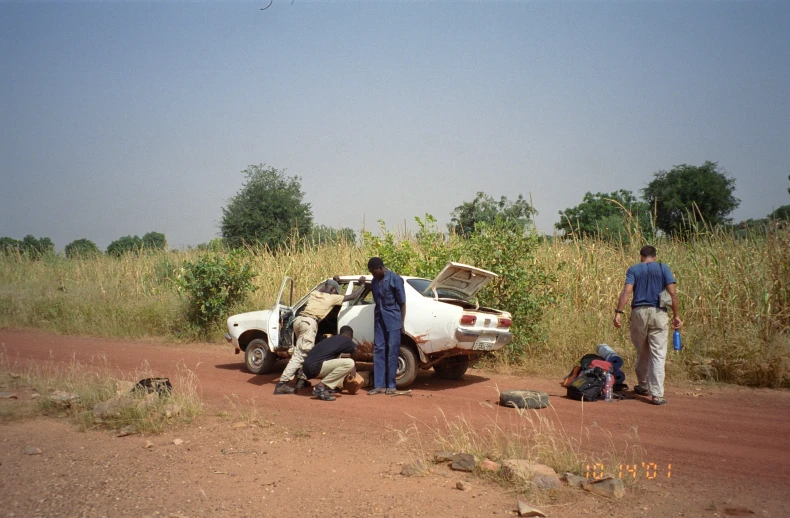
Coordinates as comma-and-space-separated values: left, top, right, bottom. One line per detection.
454, 328, 512, 351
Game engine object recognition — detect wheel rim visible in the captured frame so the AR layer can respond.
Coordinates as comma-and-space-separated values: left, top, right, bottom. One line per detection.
396, 354, 407, 379
248, 347, 265, 369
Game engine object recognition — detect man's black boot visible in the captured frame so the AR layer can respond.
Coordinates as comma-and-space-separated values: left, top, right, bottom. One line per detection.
273, 381, 295, 395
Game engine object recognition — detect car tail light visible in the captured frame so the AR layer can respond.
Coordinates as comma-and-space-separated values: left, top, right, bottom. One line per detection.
460, 314, 477, 326
497, 317, 512, 328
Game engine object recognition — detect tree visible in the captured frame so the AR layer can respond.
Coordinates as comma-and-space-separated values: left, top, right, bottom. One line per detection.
769, 205, 790, 221
448, 192, 533, 238
221, 164, 313, 249
310, 225, 356, 246
142, 231, 167, 251
107, 235, 143, 257
642, 161, 740, 235
65, 238, 101, 258
0, 237, 21, 254
20, 235, 54, 258
555, 190, 652, 240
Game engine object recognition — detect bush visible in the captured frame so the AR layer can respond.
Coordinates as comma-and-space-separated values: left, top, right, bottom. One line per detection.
363, 215, 556, 361
65, 239, 101, 259
179, 251, 257, 336
107, 235, 143, 257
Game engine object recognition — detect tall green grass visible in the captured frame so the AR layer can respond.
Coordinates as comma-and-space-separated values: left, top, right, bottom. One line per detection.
0, 227, 787, 387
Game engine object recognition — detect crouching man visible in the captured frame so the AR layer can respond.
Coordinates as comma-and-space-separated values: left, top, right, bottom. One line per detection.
301, 326, 357, 401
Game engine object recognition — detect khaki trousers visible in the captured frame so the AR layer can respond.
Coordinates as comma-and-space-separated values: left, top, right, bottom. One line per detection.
279, 316, 318, 382
317, 358, 355, 389
629, 306, 669, 398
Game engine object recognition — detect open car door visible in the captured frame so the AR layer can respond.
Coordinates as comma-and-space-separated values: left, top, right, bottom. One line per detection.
266, 276, 294, 351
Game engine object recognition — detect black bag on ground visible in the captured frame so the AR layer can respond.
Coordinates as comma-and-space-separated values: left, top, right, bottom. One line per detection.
566, 367, 606, 402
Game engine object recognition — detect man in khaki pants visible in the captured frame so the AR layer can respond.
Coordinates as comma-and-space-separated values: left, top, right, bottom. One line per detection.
614, 245, 682, 405
301, 326, 358, 401
274, 277, 365, 395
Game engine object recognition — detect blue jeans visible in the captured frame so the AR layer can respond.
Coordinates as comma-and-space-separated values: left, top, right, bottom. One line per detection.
373, 322, 401, 389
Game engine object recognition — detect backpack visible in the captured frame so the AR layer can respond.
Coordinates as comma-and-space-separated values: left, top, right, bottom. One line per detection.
566, 367, 607, 402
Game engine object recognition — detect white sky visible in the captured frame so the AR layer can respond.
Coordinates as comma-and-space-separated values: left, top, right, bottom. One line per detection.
1, 1, 788, 250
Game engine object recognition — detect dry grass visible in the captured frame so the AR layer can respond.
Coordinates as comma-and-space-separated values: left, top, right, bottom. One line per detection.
393, 399, 644, 500
0, 348, 202, 433
1, 226, 788, 386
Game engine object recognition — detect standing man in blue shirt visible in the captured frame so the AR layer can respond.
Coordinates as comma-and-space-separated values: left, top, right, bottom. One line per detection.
366, 257, 407, 395
614, 245, 682, 405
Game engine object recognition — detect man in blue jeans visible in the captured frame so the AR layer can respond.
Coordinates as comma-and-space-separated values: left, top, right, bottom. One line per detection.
614, 245, 682, 405
366, 257, 406, 395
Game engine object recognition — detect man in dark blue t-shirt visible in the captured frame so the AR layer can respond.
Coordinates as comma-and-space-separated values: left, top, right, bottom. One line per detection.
366, 256, 406, 395
614, 245, 682, 405
302, 326, 357, 401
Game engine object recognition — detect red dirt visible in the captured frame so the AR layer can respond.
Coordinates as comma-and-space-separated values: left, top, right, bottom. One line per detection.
1, 329, 789, 517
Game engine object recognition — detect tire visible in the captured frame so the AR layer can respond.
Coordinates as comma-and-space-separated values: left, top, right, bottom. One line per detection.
499, 390, 550, 409
245, 338, 277, 375
433, 356, 470, 380
395, 346, 418, 389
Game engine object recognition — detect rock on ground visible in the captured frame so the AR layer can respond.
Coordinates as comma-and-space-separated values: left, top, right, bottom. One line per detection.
456, 480, 471, 491
502, 459, 562, 489
400, 459, 427, 477
583, 476, 626, 499
560, 472, 588, 489
450, 453, 476, 472
517, 500, 547, 517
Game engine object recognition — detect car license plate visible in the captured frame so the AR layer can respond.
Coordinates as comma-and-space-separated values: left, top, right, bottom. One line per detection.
473, 337, 496, 351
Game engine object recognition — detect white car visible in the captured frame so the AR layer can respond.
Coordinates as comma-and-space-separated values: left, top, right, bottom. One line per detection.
225, 262, 513, 388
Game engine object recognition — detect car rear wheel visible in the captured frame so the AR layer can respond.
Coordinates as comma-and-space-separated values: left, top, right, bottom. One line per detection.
395, 346, 418, 389
433, 356, 470, 380
245, 338, 277, 374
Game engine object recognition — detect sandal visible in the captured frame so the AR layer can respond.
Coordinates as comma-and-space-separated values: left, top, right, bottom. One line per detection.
634, 386, 649, 396
652, 396, 667, 405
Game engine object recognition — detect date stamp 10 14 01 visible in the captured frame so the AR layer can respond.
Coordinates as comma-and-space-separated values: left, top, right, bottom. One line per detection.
586, 463, 672, 480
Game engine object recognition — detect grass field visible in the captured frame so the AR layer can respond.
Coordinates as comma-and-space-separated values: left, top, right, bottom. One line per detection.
1, 227, 787, 388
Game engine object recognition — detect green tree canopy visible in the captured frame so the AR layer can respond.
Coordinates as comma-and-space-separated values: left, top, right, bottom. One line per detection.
142, 231, 167, 250
769, 205, 790, 221
311, 225, 356, 246
642, 161, 740, 235
19, 235, 55, 258
107, 235, 143, 257
65, 238, 101, 258
448, 192, 533, 238
0, 237, 21, 254
555, 190, 651, 240
221, 164, 313, 249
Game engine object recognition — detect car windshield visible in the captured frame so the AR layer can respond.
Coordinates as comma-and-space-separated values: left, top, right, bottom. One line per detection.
407, 278, 471, 301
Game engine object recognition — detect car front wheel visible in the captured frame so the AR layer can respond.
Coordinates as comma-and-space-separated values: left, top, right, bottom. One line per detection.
245, 338, 277, 374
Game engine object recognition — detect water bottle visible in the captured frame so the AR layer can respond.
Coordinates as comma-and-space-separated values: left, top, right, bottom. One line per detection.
673, 330, 682, 352
603, 372, 613, 402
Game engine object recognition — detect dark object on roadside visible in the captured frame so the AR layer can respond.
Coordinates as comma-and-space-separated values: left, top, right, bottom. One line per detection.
614, 382, 629, 392
499, 389, 550, 409
133, 378, 172, 397
566, 367, 607, 402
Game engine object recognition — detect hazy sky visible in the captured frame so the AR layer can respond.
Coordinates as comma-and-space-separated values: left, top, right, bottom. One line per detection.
2, 1, 788, 251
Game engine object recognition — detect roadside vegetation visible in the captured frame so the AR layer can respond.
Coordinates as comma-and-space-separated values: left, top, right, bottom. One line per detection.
0, 350, 202, 433
1, 220, 787, 388
1, 164, 788, 387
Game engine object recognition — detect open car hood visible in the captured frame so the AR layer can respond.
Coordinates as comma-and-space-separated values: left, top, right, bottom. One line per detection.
425, 262, 498, 299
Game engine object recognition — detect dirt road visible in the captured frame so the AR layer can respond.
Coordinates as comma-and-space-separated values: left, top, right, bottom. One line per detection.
1, 329, 789, 517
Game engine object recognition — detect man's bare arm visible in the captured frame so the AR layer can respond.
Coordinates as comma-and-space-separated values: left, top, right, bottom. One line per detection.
342, 276, 367, 302
665, 283, 682, 329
